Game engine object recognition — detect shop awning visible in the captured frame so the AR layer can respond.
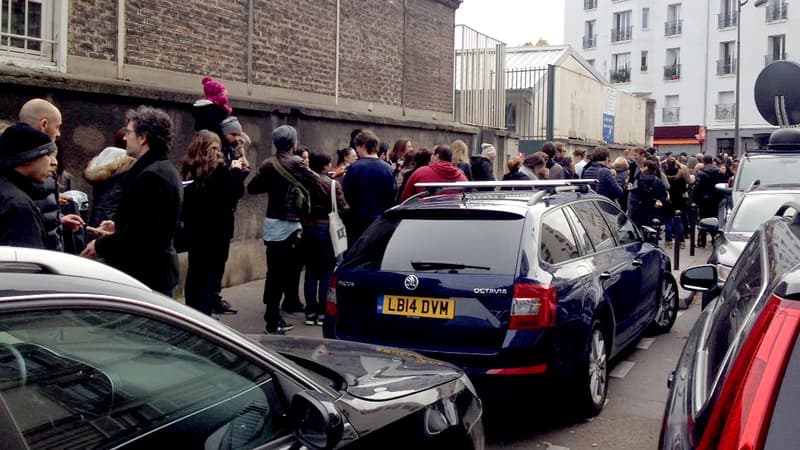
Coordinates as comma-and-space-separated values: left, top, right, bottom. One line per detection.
653, 138, 702, 145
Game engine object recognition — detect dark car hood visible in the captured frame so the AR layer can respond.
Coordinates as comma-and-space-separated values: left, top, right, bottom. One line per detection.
253, 335, 462, 401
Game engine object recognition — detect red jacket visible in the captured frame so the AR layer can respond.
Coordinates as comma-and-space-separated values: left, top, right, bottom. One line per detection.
399, 161, 467, 202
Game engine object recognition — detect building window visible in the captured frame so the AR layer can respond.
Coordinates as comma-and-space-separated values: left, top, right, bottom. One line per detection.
717, 138, 735, 154
665, 4, 682, 36
766, 0, 789, 22
584, 0, 598, 11
717, 41, 736, 75
642, 7, 650, 29
641, 50, 648, 72
663, 95, 680, 122
0, 0, 65, 70
719, 0, 738, 28
716, 91, 736, 121
611, 10, 633, 42
766, 34, 786, 64
664, 48, 680, 80
583, 20, 597, 49
587, 58, 595, 67
611, 53, 631, 83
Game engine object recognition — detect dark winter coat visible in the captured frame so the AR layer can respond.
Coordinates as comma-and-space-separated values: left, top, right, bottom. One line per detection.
581, 161, 623, 201
470, 155, 495, 181
181, 163, 247, 252
30, 176, 63, 251
0, 170, 48, 249
309, 173, 349, 222
94, 147, 183, 296
342, 157, 396, 222
83, 147, 136, 226
456, 161, 473, 181
247, 151, 323, 222
192, 100, 228, 141
628, 172, 668, 228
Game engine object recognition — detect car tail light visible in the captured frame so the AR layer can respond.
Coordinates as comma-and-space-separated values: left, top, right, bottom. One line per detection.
509, 283, 557, 330
698, 295, 800, 450
326, 275, 338, 317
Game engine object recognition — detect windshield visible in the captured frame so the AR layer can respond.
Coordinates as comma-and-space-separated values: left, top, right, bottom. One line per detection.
729, 192, 800, 232
735, 156, 800, 190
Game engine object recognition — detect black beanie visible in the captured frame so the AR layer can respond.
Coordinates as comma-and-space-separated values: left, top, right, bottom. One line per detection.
0, 123, 55, 171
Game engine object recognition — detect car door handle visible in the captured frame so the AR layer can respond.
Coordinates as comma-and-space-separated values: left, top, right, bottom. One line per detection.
599, 272, 611, 280
632, 259, 642, 267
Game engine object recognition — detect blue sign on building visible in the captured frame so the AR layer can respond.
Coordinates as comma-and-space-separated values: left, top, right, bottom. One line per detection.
602, 113, 615, 143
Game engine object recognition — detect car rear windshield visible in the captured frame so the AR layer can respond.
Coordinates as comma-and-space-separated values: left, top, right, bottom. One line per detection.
341, 210, 525, 275
730, 193, 800, 232
736, 156, 800, 190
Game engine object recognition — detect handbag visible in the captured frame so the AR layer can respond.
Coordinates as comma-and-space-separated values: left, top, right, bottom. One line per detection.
328, 179, 348, 257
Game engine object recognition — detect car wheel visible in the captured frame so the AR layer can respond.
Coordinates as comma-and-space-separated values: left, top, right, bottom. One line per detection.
649, 274, 678, 334
574, 320, 608, 418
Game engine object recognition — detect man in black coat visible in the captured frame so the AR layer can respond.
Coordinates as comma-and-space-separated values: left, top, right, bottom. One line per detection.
0, 124, 58, 248
693, 154, 725, 247
82, 106, 183, 296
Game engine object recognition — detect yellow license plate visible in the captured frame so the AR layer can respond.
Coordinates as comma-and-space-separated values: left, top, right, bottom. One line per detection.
379, 295, 455, 319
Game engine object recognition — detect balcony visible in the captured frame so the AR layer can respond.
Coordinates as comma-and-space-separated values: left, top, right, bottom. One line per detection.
583, 34, 597, 49
715, 103, 736, 121
610, 67, 631, 83
664, 64, 681, 80
584, 0, 597, 10
663, 107, 680, 123
664, 20, 682, 36
766, 3, 788, 22
717, 59, 737, 75
611, 26, 633, 42
718, 11, 738, 28
766, 53, 787, 65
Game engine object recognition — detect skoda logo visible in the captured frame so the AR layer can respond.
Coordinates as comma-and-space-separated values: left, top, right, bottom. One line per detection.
404, 274, 419, 291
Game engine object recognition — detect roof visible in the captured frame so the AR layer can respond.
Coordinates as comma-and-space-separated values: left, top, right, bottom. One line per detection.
503, 45, 607, 89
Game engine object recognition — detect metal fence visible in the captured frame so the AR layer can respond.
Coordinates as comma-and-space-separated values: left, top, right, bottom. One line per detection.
454, 25, 506, 130
504, 66, 554, 141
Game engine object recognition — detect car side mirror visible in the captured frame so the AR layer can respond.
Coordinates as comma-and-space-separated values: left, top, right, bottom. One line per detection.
641, 225, 658, 245
698, 217, 720, 234
680, 265, 718, 292
291, 390, 344, 450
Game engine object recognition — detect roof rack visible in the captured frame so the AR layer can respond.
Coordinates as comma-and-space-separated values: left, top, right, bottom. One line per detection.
407, 179, 597, 206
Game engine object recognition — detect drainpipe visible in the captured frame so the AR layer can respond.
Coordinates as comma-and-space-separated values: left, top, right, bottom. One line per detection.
116, 0, 125, 79
702, 0, 711, 154
247, 0, 254, 95
335, 0, 341, 105
401, 0, 407, 116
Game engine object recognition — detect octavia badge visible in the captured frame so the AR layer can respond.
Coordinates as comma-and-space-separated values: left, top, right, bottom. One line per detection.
404, 274, 419, 291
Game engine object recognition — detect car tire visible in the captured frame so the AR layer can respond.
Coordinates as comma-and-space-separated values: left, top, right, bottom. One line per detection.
648, 274, 679, 335
573, 319, 608, 418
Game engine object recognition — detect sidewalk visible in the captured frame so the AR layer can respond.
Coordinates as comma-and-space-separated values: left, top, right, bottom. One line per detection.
217, 243, 712, 338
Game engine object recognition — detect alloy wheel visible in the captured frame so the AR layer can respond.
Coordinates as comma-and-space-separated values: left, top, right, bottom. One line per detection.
655, 277, 678, 327
588, 329, 607, 406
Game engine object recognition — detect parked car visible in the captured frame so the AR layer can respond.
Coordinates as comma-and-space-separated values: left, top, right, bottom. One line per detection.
660, 204, 800, 450
324, 180, 678, 417
699, 184, 800, 307
0, 247, 484, 450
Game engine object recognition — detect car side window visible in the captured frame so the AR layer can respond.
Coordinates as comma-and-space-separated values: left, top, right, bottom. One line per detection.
539, 209, 580, 264
570, 202, 616, 252
595, 200, 640, 245
564, 206, 595, 255
0, 309, 289, 449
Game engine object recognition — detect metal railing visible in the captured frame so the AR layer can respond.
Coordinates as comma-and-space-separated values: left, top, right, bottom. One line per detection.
454, 25, 507, 130
611, 26, 633, 42
505, 66, 554, 141
610, 67, 631, 83
665, 20, 683, 36
718, 11, 738, 28
582, 35, 597, 49
766, 2, 789, 21
716, 59, 736, 75
663, 107, 680, 122
584, 0, 597, 10
664, 64, 681, 80
766, 53, 787, 64
715, 103, 736, 120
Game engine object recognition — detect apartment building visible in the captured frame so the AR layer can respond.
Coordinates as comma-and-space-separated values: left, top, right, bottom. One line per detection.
566, 0, 790, 155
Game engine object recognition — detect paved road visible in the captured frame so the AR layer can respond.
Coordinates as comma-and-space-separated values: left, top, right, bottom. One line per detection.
217, 244, 712, 450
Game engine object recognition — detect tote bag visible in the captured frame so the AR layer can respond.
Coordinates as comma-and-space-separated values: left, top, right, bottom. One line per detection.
328, 179, 348, 256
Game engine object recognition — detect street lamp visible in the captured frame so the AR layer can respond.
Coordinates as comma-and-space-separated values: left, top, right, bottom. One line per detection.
735, 0, 769, 155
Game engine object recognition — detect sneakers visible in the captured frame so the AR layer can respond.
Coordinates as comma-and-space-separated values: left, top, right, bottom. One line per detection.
212, 298, 238, 315
305, 315, 316, 326
265, 319, 295, 335
316, 317, 325, 326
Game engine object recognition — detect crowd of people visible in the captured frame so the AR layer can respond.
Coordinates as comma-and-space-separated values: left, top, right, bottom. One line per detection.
0, 78, 736, 336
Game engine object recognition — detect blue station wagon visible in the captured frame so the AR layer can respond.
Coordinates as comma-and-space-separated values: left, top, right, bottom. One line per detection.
324, 181, 678, 417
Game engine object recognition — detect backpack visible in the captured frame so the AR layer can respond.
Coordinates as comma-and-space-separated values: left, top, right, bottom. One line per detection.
271, 157, 311, 219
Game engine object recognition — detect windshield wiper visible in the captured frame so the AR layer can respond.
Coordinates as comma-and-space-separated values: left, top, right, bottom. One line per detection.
411, 261, 491, 271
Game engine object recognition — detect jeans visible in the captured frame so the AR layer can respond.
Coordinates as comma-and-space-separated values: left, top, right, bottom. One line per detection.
303, 222, 336, 318
263, 231, 303, 331
665, 212, 686, 242
185, 242, 229, 315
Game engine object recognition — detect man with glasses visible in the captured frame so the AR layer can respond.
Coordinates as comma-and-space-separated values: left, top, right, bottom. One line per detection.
82, 106, 183, 296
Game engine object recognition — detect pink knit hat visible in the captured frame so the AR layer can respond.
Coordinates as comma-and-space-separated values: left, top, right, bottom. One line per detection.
202, 76, 232, 115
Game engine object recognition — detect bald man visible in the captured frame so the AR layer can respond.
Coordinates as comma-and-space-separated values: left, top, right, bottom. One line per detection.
18, 99, 84, 252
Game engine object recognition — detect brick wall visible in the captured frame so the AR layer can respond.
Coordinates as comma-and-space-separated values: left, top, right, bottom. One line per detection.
66, 0, 456, 113
69, 0, 117, 61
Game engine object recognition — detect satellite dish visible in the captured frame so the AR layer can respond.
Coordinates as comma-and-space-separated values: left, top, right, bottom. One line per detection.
754, 60, 800, 126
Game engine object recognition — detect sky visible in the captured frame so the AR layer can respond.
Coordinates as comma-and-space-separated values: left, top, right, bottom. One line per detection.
455, 0, 566, 47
